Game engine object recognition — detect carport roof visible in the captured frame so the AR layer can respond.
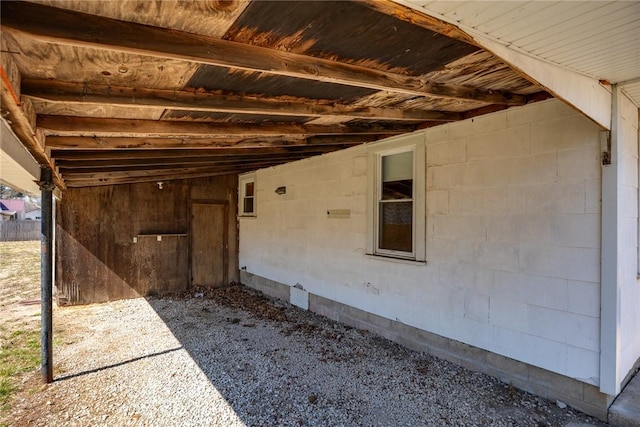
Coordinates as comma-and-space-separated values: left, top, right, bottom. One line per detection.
1, 1, 635, 191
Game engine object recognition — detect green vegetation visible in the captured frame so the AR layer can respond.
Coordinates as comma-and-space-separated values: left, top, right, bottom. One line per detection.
0, 241, 42, 423
0, 327, 40, 410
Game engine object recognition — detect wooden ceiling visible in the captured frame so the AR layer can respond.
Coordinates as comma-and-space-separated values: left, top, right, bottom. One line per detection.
0, 0, 548, 189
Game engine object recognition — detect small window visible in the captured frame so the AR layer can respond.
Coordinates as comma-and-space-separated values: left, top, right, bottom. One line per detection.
378, 150, 413, 253
239, 173, 256, 217
367, 133, 425, 261
243, 181, 254, 214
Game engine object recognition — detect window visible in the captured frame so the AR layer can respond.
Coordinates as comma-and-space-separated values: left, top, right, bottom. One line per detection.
379, 150, 413, 253
239, 173, 256, 217
367, 133, 425, 261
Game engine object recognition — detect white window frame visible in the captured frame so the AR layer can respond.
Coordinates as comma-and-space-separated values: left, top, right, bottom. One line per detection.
366, 132, 426, 262
239, 172, 256, 217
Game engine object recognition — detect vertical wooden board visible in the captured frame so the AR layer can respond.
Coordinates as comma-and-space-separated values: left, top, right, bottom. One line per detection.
191, 203, 226, 287
55, 176, 238, 304
190, 175, 239, 283
135, 238, 188, 296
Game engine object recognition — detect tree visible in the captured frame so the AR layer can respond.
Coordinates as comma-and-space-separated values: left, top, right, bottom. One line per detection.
0, 184, 24, 199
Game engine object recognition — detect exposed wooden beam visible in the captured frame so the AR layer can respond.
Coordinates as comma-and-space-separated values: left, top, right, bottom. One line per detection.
45, 134, 383, 150
59, 158, 295, 175
0, 68, 65, 189
64, 171, 239, 188
37, 115, 413, 138
55, 153, 324, 170
23, 79, 463, 123
62, 163, 288, 186
62, 165, 265, 180
2, 2, 526, 106
51, 145, 353, 161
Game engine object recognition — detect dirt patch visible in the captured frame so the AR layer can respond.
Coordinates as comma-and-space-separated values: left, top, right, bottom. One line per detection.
0, 241, 41, 326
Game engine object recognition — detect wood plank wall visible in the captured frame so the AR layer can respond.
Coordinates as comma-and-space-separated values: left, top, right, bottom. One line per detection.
55, 175, 238, 305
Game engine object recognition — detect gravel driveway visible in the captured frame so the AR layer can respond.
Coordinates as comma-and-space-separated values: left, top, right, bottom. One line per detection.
8, 285, 606, 426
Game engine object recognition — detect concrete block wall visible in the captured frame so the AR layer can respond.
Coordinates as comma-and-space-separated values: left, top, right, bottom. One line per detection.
239, 99, 603, 387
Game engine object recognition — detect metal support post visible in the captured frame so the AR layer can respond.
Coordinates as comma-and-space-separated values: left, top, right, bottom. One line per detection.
40, 168, 54, 383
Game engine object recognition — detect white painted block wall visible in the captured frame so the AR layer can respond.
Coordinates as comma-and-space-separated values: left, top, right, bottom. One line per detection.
239, 99, 603, 385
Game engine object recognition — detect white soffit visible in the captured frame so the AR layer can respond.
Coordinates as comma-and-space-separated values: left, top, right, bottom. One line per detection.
0, 118, 40, 196
405, 1, 640, 107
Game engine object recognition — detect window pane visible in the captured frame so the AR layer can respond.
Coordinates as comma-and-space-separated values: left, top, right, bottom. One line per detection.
382, 151, 412, 182
379, 201, 412, 252
243, 197, 254, 214
245, 181, 254, 197
382, 151, 412, 200
382, 179, 412, 200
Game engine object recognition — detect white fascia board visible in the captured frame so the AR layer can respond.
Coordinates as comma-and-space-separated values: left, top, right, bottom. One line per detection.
0, 118, 41, 195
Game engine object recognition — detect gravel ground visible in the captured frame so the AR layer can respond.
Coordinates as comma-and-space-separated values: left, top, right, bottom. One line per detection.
7, 285, 607, 426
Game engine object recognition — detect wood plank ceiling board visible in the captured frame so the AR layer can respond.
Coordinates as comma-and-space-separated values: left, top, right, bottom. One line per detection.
425, 51, 543, 94
27, 98, 165, 121
1, 2, 525, 105
1, 33, 200, 90
183, 66, 378, 104
28, 0, 251, 39
223, 0, 480, 76
0, 0, 554, 188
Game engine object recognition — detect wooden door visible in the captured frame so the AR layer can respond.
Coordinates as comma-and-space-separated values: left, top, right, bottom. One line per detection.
191, 203, 227, 288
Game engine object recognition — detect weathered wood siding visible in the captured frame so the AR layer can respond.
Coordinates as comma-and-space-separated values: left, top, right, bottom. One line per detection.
56, 175, 238, 305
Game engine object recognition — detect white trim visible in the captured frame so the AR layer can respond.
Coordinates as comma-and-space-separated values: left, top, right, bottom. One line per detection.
600, 85, 622, 395
366, 132, 426, 262
238, 172, 256, 217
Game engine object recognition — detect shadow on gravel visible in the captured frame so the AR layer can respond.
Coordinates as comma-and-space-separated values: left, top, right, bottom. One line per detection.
55, 347, 183, 382
142, 284, 604, 427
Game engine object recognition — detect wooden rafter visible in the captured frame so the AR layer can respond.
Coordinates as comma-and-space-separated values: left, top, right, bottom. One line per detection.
45, 135, 386, 150
60, 160, 291, 176
37, 115, 414, 138
50, 145, 353, 161
62, 165, 287, 187
55, 154, 317, 170
22, 79, 463, 123
62, 166, 265, 180
2, 2, 526, 106
63, 172, 235, 188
